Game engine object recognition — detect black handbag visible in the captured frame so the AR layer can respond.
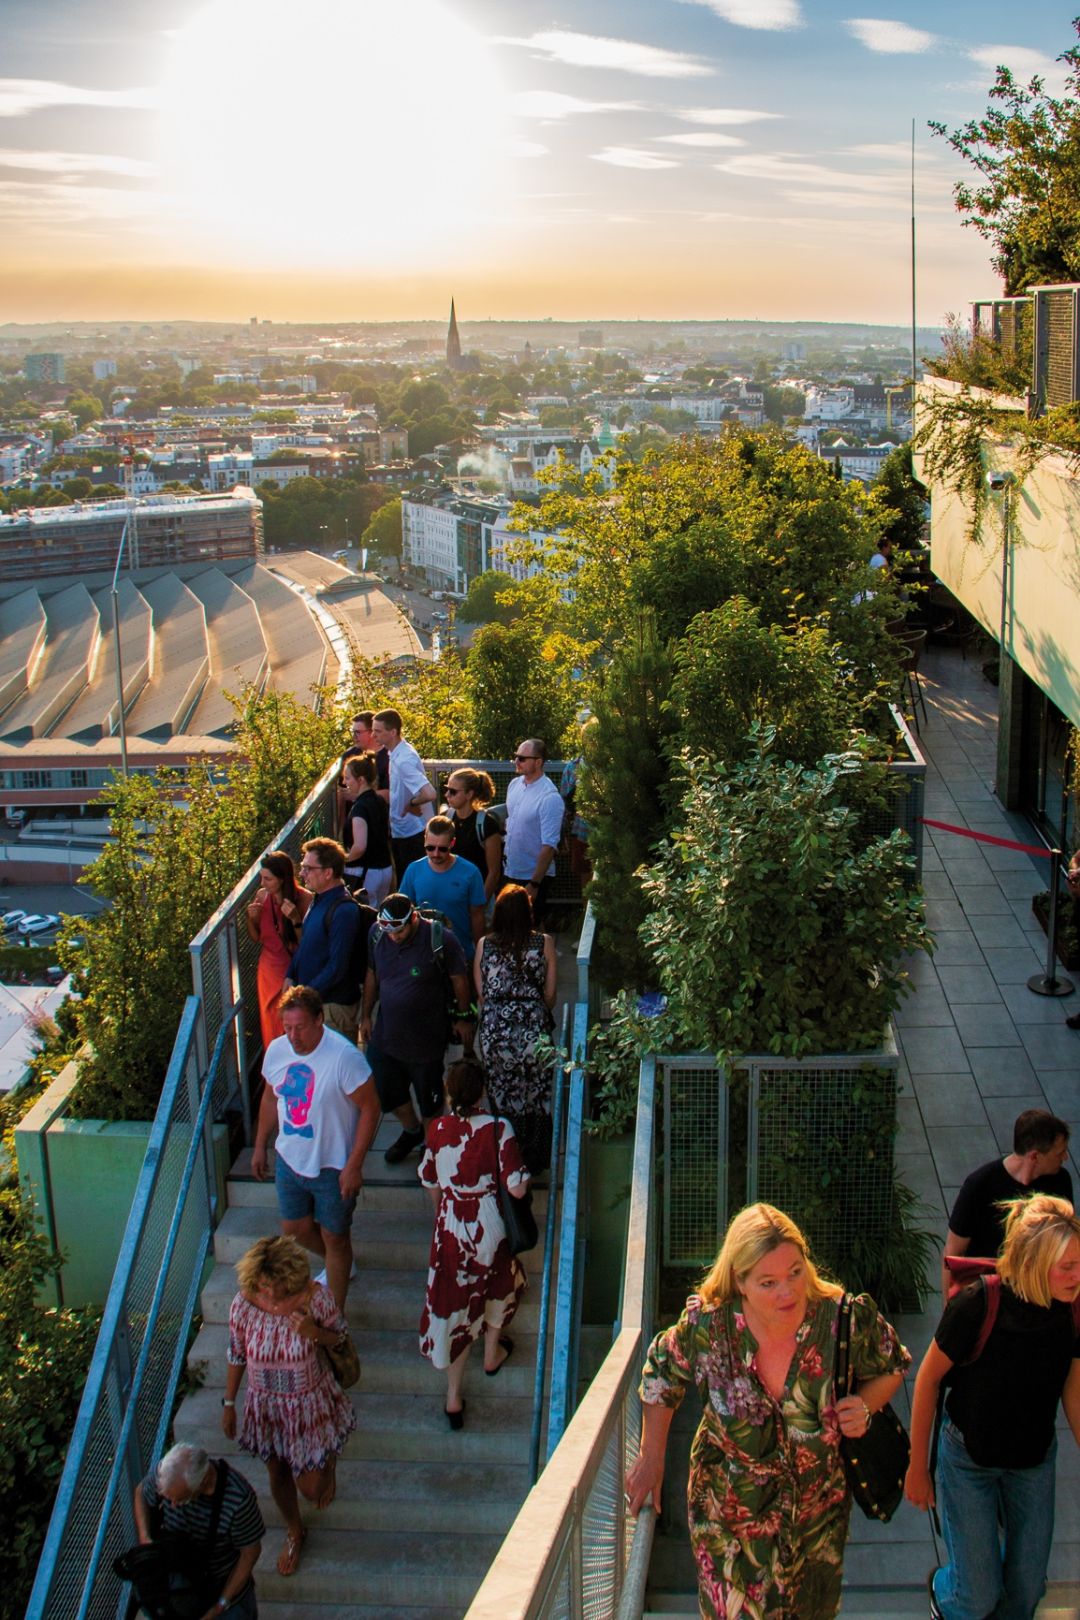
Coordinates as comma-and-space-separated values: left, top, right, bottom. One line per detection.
489, 1109, 539, 1255
833, 1292, 910, 1523
113, 1460, 231, 1619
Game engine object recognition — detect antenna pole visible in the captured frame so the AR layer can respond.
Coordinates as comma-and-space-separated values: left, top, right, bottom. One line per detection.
911, 118, 917, 411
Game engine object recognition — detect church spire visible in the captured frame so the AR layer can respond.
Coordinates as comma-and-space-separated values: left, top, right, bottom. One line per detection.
446, 298, 461, 367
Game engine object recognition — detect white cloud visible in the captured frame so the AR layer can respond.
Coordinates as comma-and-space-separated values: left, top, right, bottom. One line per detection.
497, 31, 711, 78
967, 44, 1067, 92
678, 0, 802, 28
511, 90, 644, 120
592, 146, 680, 170
511, 139, 549, 158
0, 79, 158, 118
0, 148, 156, 178
846, 19, 936, 53
677, 106, 783, 125
845, 141, 924, 160
716, 152, 908, 196
658, 132, 746, 147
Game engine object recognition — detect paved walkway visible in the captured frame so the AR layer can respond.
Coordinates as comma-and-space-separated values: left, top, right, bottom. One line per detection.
844, 644, 1080, 1604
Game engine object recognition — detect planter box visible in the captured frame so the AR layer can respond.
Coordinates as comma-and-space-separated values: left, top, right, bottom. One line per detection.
15, 1057, 229, 1309
1031, 891, 1080, 970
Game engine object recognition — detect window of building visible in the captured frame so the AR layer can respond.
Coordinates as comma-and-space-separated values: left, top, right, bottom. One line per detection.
70, 769, 89, 788
19, 770, 53, 789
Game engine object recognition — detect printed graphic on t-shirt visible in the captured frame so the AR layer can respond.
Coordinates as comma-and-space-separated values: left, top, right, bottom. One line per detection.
277, 1062, 315, 1136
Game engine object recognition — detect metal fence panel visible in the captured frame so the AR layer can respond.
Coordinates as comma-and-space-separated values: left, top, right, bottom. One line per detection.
662, 1059, 729, 1269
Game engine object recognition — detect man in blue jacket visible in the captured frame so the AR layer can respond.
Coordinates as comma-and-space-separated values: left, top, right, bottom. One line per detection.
285, 838, 372, 1043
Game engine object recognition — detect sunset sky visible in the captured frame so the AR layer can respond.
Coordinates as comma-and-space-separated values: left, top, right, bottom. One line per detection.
0, 0, 1074, 326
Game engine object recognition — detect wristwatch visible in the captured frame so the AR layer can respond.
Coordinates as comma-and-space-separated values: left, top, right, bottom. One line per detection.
221, 1398, 235, 1408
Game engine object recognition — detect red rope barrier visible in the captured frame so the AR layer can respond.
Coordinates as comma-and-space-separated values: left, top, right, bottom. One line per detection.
919, 817, 1051, 859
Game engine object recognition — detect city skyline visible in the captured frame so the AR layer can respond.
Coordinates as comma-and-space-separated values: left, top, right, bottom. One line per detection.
1, 0, 1074, 327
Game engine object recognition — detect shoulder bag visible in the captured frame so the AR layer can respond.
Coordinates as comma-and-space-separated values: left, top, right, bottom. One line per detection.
833, 1292, 910, 1523
488, 1107, 539, 1255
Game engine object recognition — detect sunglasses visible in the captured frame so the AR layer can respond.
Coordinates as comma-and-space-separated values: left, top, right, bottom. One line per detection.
425, 844, 452, 854
514, 753, 538, 763
378, 911, 414, 929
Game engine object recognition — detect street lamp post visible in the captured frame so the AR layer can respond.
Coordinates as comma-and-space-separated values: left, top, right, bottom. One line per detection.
111, 516, 131, 779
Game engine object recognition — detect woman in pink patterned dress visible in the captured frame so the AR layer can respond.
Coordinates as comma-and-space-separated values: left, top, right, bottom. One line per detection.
419, 1056, 531, 1428
245, 851, 310, 1050
222, 1236, 356, 1578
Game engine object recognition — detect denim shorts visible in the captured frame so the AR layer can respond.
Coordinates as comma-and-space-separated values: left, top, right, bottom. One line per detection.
274, 1155, 356, 1235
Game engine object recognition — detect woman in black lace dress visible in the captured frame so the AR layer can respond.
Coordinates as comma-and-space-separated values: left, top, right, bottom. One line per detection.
474, 883, 557, 1172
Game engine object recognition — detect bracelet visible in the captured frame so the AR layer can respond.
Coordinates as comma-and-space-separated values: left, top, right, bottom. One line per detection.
221, 1398, 235, 1408
859, 1398, 872, 1427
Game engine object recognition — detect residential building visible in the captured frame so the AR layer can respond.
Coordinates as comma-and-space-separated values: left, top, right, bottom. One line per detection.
401, 492, 505, 590
25, 352, 65, 384
92, 359, 118, 381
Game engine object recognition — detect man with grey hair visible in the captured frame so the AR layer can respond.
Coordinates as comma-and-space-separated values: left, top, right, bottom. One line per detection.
132, 1443, 263, 1616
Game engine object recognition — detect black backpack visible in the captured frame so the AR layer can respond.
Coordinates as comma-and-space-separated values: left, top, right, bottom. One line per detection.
320, 887, 377, 1002
369, 911, 460, 1040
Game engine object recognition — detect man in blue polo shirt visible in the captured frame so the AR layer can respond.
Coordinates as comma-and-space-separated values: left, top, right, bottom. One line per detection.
399, 816, 486, 961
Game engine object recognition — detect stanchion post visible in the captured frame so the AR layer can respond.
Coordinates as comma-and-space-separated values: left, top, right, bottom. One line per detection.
1028, 849, 1075, 998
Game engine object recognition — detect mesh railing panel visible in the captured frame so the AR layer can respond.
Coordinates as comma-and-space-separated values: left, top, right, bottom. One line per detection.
663, 1063, 727, 1267
31, 1019, 213, 1620
751, 1059, 899, 1277
581, 1420, 624, 1620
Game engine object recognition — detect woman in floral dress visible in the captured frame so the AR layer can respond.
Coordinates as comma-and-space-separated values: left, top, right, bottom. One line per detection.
223, 1236, 356, 1578
626, 1204, 909, 1620
419, 1056, 531, 1427
475, 883, 557, 1172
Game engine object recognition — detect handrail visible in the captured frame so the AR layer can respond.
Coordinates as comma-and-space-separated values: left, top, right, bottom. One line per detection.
24, 998, 240, 1620
545, 1034, 586, 1455
529, 1005, 569, 1483
76, 1004, 242, 1619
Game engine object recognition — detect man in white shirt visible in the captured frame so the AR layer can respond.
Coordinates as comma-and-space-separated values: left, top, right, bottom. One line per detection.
251, 985, 379, 1307
503, 738, 564, 919
371, 706, 436, 875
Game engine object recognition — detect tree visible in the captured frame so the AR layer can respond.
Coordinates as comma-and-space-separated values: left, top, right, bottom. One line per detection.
361, 496, 402, 557
464, 620, 576, 758
763, 385, 807, 424
872, 444, 928, 551
931, 24, 1080, 292
65, 392, 104, 428
639, 742, 930, 1056
461, 570, 521, 625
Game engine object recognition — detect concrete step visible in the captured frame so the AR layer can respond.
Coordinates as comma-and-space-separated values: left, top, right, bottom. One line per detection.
258, 1607, 463, 1620
189, 1321, 540, 1397
211, 1202, 546, 1273
228, 1144, 549, 1208
175, 1387, 535, 1464
249, 1527, 506, 1608
190, 1452, 531, 1535
200, 1263, 541, 1333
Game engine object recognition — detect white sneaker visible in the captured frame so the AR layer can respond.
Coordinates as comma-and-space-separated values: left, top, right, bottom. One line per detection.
314, 1263, 357, 1287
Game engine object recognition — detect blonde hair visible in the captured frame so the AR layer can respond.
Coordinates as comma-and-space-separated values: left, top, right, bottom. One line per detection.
699, 1203, 842, 1306
235, 1235, 311, 1298
998, 1194, 1080, 1307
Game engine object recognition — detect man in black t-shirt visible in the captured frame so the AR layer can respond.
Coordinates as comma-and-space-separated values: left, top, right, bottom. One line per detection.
133, 1442, 263, 1616
942, 1108, 1072, 1299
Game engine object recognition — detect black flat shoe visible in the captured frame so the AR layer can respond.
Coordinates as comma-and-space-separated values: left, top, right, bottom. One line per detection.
485, 1337, 514, 1376
445, 1402, 465, 1430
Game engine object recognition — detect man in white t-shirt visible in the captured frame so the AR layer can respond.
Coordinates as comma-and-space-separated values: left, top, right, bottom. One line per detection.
504, 737, 564, 919
252, 984, 379, 1308
371, 706, 436, 875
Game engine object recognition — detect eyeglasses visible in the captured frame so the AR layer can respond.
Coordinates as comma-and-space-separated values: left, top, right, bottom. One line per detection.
298, 861, 323, 873
425, 844, 452, 855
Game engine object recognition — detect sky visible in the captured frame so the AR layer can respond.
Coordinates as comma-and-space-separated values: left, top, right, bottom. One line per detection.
0, 0, 1076, 327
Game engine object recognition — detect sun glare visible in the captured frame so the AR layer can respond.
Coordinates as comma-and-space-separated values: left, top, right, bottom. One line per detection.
159, 0, 511, 270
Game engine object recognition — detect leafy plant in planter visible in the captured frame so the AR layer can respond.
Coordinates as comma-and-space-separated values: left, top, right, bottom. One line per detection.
639, 738, 932, 1057
1031, 889, 1080, 970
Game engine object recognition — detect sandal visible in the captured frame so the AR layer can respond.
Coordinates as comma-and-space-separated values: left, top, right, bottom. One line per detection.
277, 1528, 306, 1577
485, 1336, 514, 1376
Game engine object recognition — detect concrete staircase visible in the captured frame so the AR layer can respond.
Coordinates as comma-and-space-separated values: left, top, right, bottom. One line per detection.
174, 1126, 549, 1619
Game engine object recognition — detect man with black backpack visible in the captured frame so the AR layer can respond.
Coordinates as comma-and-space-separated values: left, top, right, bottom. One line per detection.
286, 838, 375, 1043
360, 893, 474, 1164
127, 1443, 263, 1618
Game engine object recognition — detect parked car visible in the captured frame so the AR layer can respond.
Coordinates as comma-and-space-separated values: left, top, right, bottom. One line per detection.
18, 913, 60, 936
1, 909, 28, 931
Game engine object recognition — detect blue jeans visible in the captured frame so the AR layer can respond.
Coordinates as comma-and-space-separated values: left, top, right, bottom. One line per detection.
934, 1419, 1056, 1620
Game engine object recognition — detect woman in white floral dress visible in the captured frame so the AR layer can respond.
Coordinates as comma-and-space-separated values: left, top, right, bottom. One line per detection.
419, 1056, 531, 1427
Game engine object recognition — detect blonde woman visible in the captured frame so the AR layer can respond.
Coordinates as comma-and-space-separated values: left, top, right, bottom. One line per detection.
906, 1195, 1080, 1620
223, 1236, 355, 1578
626, 1204, 909, 1620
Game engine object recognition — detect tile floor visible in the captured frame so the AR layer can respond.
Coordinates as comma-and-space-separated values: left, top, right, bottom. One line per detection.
846, 645, 1080, 1600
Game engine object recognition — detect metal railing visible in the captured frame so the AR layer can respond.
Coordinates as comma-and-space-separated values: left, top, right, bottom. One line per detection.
529, 1006, 570, 1483
464, 1054, 658, 1620
26, 998, 242, 1620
